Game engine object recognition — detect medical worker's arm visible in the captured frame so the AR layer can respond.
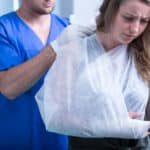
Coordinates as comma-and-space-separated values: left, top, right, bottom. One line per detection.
1, 24, 94, 100
0, 45, 55, 99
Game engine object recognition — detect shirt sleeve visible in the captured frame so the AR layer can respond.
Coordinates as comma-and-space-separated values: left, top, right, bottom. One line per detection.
0, 23, 23, 71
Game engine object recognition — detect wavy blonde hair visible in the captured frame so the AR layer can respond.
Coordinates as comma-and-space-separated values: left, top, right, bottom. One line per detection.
96, 0, 150, 86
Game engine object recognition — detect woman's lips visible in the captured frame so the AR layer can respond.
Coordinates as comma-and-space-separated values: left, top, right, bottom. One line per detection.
124, 34, 136, 40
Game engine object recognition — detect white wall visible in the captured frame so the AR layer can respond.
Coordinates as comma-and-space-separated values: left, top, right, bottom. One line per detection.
67, 0, 103, 26
53, 0, 73, 17
0, 0, 13, 15
53, 0, 103, 26
72, 0, 103, 25
0, 0, 20, 16
54, 0, 103, 19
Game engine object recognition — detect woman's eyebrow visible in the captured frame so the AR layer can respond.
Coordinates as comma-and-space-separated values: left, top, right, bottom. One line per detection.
123, 12, 150, 19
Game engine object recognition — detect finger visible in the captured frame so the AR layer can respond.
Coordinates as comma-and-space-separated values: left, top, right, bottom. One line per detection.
128, 112, 144, 118
147, 132, 150, 135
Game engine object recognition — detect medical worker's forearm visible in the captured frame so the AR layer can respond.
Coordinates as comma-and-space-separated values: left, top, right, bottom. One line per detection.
0, 45, 56, 100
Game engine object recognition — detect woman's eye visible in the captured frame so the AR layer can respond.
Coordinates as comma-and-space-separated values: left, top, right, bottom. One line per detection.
123, 15, 150, 25
140, 19, 149, 24
123, 16, 134, 22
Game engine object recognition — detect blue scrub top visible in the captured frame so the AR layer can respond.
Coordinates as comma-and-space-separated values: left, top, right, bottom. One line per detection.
0, 12, 70, 150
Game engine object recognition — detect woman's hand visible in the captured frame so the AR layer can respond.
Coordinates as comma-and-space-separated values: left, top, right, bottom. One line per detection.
129, 112, 150, 136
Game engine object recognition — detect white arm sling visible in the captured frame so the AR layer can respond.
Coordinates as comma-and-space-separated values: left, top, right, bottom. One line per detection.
36, 25, 150, 139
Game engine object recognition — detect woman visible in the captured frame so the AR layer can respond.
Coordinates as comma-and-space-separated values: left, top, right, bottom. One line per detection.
36, 0, 150, 149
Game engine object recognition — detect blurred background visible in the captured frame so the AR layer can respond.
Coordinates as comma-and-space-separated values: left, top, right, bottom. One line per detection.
0, 0, 102, 24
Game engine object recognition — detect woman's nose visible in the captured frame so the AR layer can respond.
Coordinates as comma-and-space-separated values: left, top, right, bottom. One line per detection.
129, 21, 140, 34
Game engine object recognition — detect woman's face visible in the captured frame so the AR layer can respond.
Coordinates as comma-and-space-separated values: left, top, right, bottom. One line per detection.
110, 0, 150, 45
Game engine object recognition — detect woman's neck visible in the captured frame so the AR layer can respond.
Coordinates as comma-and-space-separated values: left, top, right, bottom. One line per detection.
96, 31, 120, 51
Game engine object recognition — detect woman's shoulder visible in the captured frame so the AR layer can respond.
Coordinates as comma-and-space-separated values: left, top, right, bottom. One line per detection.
53, 24, 96, 47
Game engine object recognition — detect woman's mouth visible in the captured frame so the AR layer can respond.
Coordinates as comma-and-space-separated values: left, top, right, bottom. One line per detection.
124, 34, 136, 40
